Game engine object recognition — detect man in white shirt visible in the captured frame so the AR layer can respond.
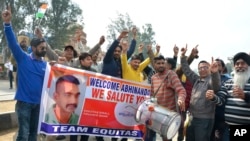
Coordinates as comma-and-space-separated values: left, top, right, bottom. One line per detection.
4, 61, 13, 89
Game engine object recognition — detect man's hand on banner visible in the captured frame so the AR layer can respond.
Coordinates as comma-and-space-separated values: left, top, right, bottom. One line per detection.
58, 57, 67, 64
49, 60, 57, 66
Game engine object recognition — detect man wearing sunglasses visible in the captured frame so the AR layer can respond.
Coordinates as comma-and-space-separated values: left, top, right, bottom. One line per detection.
2, 6, 47, 141
180, 47, 221, 141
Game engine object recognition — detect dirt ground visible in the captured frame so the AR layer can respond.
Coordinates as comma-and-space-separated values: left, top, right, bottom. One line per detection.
0, 128, 17, 141
0, 100, 16, 113
0, 100, 17, 141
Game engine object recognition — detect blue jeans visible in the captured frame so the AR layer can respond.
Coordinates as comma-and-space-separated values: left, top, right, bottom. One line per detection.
222, 124, 229, 141
15, 101, 40, 141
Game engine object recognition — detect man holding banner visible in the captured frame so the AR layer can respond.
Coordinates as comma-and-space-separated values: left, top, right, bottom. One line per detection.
2, 5, 47, 141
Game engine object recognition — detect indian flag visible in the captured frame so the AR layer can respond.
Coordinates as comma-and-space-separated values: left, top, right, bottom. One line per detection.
36, 3, 48, 19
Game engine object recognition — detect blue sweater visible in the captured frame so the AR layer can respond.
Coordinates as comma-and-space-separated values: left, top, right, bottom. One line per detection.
4, 24, 46, 104
102, 39, 136, 78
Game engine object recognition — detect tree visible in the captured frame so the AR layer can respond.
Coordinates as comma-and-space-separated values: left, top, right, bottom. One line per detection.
0, 0, 83, 62
43, 0, 84, 49
0, 0, 39, 62
106, 13, 134, 45
106, 12, 156, 57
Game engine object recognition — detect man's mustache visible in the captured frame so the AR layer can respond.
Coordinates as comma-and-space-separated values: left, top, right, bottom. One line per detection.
66, 104, 77, 108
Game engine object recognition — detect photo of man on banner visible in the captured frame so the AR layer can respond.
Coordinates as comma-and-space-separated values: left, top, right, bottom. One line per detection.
38, 64, 150, 139
45, 74, 86, 125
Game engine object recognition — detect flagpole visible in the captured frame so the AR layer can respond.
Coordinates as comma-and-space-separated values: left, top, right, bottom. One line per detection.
34, 2, 48, 34
37, 18, 42, 28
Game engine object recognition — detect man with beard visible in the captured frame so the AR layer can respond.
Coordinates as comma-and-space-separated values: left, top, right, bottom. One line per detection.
207, 52, 250, 141
90, 49, 103, 73
148, 55, 186, 141
102, 27, 137, 79
34, 27, 105, 69
181, 46, 221, 141
101, 28, 137, 141
2, 5, 47, 141
120, 41, 152, 82
10, 34, 29, 88
45, 75, 80, 124
17, 35, 29, 51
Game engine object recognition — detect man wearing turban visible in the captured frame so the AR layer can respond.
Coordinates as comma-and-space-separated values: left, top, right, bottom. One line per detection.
208, 52, 250, 141
10, 34, 30, 88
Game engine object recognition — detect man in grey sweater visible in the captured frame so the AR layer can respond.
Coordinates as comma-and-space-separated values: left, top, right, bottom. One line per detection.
180, 46, 221, 141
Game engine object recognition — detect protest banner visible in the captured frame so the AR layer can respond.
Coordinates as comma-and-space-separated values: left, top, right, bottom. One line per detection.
38, 64, 150, 139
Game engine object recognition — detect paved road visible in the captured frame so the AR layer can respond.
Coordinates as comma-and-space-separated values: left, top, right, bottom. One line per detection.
0, 79, 15, 101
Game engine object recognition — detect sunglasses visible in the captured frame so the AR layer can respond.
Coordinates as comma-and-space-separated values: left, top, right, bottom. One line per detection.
40, 46, 46, 51
198, 66, 209, 71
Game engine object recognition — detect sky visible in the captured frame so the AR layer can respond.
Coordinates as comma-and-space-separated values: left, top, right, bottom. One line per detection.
71, 0, 250, 68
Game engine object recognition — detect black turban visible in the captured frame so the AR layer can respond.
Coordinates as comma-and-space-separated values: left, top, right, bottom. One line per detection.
233, 52, 250, 66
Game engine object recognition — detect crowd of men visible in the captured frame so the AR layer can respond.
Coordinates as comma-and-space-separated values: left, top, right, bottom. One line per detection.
2, 4, 250, 141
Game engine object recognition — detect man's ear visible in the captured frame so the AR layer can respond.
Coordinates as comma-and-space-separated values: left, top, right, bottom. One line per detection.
31, 46, 36, 52
129, 60, 132, 65
53, 92, 58, 101
79, 59, 84, 65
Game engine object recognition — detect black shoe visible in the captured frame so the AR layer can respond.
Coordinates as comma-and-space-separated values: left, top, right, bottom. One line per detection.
56, 135, 66, 140
96, 136, 104, 141
111, 138, 118, 141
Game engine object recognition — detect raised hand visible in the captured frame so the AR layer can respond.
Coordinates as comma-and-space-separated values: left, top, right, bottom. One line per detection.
75, 29, 83, 41
99, 35, 105, 45
181, 44, 188, 56
173, 44, 179, 57
34, 27, 43, 39
147, 44, 152, 52
138, 44, 144, 54
191, 44, 199, 58
121, 39, 129, 53
118, 30, 129, 40
1, 5, 12, 23
210, 57, 219, 73
156, 44, 160, 54
131, 26, 137, 39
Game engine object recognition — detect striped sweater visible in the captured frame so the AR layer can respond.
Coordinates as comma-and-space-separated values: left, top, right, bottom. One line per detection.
151, 69, 186, 111
214, 78, 250, 125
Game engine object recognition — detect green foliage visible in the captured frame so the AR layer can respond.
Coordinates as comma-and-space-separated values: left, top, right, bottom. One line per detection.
0, 0, 39, 60
106, 13, 134, 44
0, 0, 83, 53
106, 12, 156, 57
44, 0, 83, 49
